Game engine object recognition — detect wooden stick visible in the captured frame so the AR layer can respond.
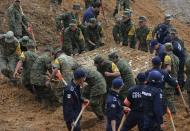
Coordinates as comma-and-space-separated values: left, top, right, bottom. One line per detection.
117, 113, 127, 131
71, 104, 88, 131
167, 107, 176, 131
177, 86, 190, 116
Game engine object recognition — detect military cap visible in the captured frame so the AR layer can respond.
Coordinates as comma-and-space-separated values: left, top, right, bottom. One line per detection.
170, 28, 177, 34
74, 69, 86, 79
15, 0, 21, 2
4, 31, 15, 43
108, 52, 119, 60
165, 42, 173, 51
54, 48, 63, 55
152, 56, 161, 65
139, 16, 147, 21
44, 46, 54, 53
94, 55, 104, 65
26, 39, 36, 47
89, 18, 97, 24
165, 14, 173, 20
73, 3, 81, 10
112, 78, 124, 89
69, 19, 77, 26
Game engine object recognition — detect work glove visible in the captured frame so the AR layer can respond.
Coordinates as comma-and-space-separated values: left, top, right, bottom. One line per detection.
123, 106, 131, 114
83, 99, 90, 107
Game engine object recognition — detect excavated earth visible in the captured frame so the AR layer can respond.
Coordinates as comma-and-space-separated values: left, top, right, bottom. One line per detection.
0, 0, 190, 130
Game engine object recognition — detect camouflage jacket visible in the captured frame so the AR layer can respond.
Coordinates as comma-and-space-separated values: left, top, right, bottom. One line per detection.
112, 22, 122, 43
53, 53, 80, 83
120, 19, 136, 46
84, 24, 103, 47
115, 58, 135, 88
55, 12, 78, 32
82, 67, 107, 96
30, 53, 52, 86
136, 26, 152, 52
0, 36, 21, 57
62, 27, 85, 56
7, 4, 28, 37
20, 50, 38, 85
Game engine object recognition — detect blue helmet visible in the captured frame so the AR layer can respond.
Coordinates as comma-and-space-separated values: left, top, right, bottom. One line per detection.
112, 78, 124, 89
74, 69, 86, 79
148, 70, 163, 83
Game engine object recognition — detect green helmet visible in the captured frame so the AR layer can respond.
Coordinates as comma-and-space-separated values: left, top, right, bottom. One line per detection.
26, 40, 36, 47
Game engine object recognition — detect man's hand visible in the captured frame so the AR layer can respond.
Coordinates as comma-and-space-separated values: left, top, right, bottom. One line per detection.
13, 71, 18, 78
123, 106, 131, 114
104, 72, 111, 77
83, 99, 90, 106
161, 123, 166, 130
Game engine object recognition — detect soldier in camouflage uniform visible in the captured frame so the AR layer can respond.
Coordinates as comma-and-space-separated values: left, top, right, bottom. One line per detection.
0, 31, 21, 84
185, 54, 190, 107
30, 47, 58, 107
136, 16, 152, 52
52, 48, 80, 84
112, 16, 122, 44
108, 52, 135, 99
120, 10, 136, 48
13, 40, 38, 93
7, 0, 29, 38
19, 36, 30, 52
81, 66, 107, 120
152, 14, 173, 39
62, 19, 85, 56
55, 3, 81, 32
163, 42, 179, 114
94, 55, 120, 92
113, 0, 135, 17
84, 18, 104, 51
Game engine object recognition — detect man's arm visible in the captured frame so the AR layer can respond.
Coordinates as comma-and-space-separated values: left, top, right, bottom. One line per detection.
105, 63, 120, 77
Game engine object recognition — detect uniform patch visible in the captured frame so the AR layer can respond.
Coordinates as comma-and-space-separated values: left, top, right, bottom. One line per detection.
113, 97, 117, 101
70, 86, 74, 91
111, 104, 116, 108
67, 94, 71, 99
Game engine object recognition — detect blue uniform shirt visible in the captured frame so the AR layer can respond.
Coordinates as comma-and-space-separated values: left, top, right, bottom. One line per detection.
83, 7, 96, 24
106, 90, 123, 131
63, 80, 84, 122
142, 84, 163, 126
127, 84, 144, 112
145, 68, 178, 89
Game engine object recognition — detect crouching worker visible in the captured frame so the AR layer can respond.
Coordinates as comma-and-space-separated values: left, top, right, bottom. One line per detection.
63, 69, 89, 131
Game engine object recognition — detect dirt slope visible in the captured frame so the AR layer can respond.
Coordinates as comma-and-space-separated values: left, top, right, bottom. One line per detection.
0, 0, 190, 130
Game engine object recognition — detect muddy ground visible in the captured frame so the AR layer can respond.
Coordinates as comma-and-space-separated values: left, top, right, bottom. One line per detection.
0, 0, 190, 130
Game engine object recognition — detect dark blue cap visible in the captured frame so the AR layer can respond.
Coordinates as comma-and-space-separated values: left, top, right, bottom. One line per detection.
74, 69, 86, 79
136, 73, 146, 82
150, 40, 158, 48
112, 78, 124, 89
152, 56, 161, 65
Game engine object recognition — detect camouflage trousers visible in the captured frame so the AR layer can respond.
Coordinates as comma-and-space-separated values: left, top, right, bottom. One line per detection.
83, 92, 105, 120
185, 79, 190, 107
115, 0, 130, 10
33, 85, 60, 107
0, 54, 18, 84
163, 85, 176, 114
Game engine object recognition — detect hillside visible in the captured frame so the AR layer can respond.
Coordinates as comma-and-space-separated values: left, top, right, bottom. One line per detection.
0, 0, 190, 130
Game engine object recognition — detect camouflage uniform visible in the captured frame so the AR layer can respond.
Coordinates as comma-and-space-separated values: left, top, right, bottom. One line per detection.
112, 17, 122, 44
55, 12, 78, 32
53, 53, 79, 84
163, 43, 179, 114
113, 0, 132, 17
19, 46, 38, 91
136, 25, 152, 52
30, 52, 58, 106
0, 31, 21, 82
84, 18, 104, 51
62, 25, 85, 56
185, 54, 190, 107
7, 3, 29, 38
82, 67, 107, 120
108, 53, 135, 99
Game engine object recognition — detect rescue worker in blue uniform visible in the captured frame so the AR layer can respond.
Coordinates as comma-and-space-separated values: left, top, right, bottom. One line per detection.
142, 70, 164, 131
145, 56, 178, 90
63, 69, 89, 131
122, 73, 146, 131
145, 56, 178, 115
105, 78, 130, 131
